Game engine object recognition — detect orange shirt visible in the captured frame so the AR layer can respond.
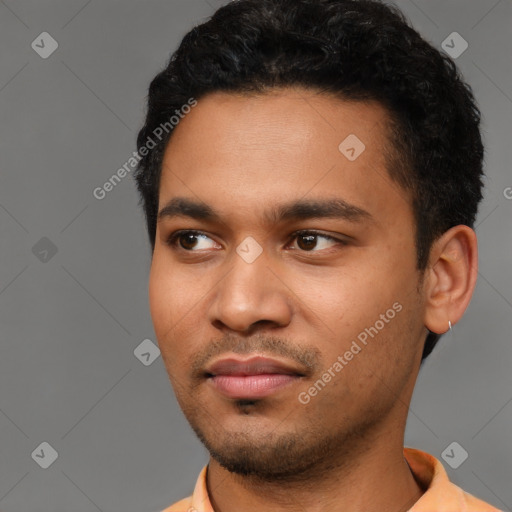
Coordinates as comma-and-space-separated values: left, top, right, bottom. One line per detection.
161, 447, 502, 512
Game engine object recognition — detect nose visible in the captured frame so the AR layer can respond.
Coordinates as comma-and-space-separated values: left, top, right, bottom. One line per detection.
207, 248, 293, 334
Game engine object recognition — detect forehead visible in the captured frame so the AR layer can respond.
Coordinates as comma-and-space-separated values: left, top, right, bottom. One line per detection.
157, 87, 410, 228
164, 87, 392, 159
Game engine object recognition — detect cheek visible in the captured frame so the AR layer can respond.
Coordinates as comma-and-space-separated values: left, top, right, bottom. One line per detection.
149, 253, 192, 324
149, 259, 188, 351
292, 266, 384, 332
298, 266, 414, 363
148, 257, 208, 363
148, 261, 170, 337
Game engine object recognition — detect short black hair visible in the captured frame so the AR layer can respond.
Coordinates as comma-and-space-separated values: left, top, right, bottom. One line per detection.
133, 0, 484, 361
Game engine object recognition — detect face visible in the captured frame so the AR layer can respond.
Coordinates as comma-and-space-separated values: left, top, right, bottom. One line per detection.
149, 87, 428, 480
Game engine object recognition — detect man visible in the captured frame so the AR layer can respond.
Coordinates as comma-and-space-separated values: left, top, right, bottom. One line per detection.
133, 0, 500, 510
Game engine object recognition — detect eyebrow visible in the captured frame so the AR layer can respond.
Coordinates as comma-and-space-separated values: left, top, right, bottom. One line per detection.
157, 196, 373, 225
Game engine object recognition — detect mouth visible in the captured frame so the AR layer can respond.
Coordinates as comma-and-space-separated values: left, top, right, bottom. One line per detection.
204, 355, 306, 399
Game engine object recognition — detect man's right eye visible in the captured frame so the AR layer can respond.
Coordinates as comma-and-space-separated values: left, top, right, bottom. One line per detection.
165, 230, 219, 251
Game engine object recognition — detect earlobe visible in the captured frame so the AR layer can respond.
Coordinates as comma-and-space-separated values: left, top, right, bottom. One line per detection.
423, 225, 478, 335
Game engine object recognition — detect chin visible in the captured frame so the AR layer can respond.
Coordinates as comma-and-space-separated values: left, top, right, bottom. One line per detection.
187, 417, 343, 482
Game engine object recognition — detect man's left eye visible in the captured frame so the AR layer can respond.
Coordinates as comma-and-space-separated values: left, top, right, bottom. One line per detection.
287, 231, 346, 252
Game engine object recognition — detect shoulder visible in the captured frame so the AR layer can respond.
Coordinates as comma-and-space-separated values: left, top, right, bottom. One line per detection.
159, 495, 193, 512
404, 447, 502, 512
158, 465, 209, 512
459, 484, 503, 512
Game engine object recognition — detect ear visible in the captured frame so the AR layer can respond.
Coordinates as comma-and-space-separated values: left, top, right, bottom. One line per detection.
423, 225, 478, 334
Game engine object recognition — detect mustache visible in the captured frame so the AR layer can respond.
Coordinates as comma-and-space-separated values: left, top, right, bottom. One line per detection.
189, 333, 322, 379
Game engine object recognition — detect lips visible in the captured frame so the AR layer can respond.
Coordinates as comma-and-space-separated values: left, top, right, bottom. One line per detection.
205, 356, 305, 399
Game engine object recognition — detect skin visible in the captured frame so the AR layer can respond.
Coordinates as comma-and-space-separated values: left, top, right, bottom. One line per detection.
148, 86, 478, 512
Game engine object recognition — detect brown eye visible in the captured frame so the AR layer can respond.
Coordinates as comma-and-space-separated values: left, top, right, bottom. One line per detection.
296, 233, 318, 251
166, 231, 217, 251
289, 231, 345, 252
178, 232, 200, 250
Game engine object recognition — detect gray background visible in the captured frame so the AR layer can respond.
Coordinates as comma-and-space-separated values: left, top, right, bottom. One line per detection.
0, 0, 510, 511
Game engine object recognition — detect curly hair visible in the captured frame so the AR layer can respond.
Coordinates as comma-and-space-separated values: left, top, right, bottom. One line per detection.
133, 0, 484, 361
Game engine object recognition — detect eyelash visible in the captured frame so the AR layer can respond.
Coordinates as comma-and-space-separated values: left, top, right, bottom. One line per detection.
165, 230, 346, 252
